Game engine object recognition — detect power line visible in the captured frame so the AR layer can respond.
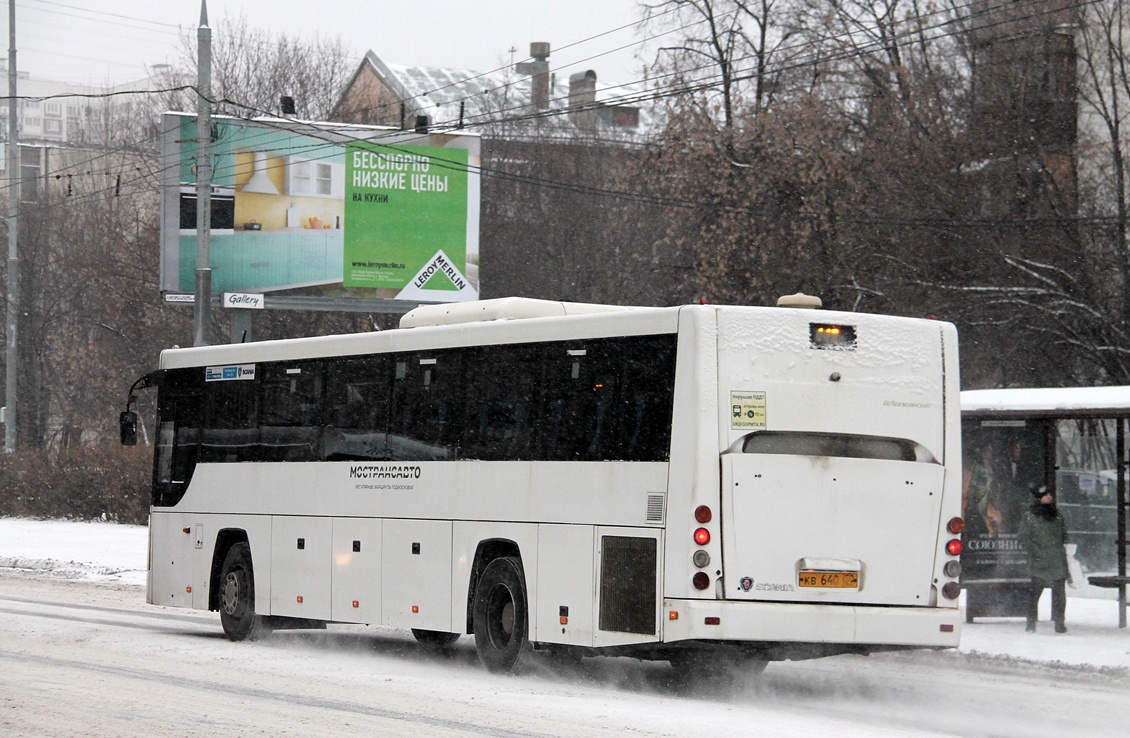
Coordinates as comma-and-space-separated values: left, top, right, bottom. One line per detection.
27, 0, 182, 32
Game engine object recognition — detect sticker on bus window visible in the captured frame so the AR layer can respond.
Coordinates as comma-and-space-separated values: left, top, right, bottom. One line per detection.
730, 391, 766, 430
205, 364, 256, 382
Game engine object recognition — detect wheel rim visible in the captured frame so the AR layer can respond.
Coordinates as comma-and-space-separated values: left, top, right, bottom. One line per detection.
486, 583, 515, 650
222, 568, 248, 618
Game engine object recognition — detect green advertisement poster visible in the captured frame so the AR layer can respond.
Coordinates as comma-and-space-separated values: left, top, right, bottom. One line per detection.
344, 143, 472, 297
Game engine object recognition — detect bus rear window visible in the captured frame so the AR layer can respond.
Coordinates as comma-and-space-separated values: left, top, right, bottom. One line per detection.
741, 431, 931, 462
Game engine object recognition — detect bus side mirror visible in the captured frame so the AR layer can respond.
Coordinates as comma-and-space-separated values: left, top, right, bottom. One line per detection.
120, 411, 138, 446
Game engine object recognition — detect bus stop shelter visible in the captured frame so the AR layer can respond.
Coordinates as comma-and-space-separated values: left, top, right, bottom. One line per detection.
960, 387, 1130, 628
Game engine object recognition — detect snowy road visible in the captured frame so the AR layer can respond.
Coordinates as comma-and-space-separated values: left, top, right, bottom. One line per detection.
2, 574, 1128, 738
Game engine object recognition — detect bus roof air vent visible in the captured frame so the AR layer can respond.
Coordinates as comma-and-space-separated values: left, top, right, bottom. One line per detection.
399, 297, 633, 328
776, 293, 822, 309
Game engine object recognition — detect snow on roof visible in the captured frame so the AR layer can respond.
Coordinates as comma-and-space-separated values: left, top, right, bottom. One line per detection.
384, 59, 559, 128
363, 51, 652, 136
961, 386, 1130, 416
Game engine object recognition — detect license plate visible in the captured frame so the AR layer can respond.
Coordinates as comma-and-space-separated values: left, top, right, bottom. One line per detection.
798, 570, 859, 589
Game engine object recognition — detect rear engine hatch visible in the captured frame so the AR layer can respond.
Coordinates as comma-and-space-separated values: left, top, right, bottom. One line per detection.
721, 449, 944, 606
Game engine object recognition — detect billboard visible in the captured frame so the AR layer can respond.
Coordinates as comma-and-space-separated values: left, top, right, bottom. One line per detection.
160, 113, 480, 302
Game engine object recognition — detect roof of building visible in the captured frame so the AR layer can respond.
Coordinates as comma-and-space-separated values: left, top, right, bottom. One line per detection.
354, 50, 651, 138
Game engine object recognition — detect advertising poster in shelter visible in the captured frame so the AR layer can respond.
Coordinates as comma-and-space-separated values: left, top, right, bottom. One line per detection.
960, 420, 1047, 582
159, 113, 480, 303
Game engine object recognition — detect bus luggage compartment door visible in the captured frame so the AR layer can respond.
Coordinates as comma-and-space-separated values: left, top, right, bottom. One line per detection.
720, 454, 944, 606
148, 511, 196, 608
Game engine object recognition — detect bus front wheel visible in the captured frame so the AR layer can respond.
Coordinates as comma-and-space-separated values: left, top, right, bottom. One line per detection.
218, 542, 271, 641
472, 556, 529, 673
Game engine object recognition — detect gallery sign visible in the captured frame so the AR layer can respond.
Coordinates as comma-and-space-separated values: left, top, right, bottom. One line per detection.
223, 292, 265, 309
159, 113, 481, 304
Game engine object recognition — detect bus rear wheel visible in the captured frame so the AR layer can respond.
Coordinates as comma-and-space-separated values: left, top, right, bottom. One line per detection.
218, 542, 270, 641
472, 556, 529, 673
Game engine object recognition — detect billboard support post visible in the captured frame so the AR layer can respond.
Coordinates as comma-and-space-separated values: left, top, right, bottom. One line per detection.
192, 1, 213, 347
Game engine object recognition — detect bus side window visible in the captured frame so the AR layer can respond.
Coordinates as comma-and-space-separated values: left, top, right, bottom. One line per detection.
388, 351, 463, 460
462, 344, 539, 460
323, 356, 392, 461
541, 343, 616, 461
201, 380, 258, 463
616, 336, 676, 462
258, 362, 322, 462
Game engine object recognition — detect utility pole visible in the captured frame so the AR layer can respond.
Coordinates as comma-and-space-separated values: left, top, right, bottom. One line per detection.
193, 0, 212, 346
5, 0, 19, 452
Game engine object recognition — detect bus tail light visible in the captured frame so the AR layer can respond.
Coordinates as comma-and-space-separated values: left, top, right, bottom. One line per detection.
941, 582, 961, 600
695, 505, 712, 523
692, 572, 710, 590
946, 539, 963, 556
693, 527, 710, 546
943, 560, 961, 578
947, 517, 965, 534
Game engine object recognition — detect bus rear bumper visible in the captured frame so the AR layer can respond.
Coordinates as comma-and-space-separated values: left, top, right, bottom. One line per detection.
662, 598, 961, 649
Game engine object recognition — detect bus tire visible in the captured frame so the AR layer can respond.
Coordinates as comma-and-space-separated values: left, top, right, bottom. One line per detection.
472, 556, 530, 673
218, 542, 271, 642
412, 629, 461, 648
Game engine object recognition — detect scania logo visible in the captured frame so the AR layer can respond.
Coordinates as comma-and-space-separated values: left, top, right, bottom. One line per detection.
740, 577, 754, 591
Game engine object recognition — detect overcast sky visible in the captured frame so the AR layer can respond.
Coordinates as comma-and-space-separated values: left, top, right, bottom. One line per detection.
5, 0, 649, 89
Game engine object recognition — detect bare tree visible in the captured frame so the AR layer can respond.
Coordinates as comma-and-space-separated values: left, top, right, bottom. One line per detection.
6, 138, 190, 447
1034, 0, 1130, 382
160, 13, 355, 120
641, 0, 802, 158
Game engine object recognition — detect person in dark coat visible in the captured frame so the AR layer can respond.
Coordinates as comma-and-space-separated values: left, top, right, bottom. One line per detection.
1017, 485, 1070, 633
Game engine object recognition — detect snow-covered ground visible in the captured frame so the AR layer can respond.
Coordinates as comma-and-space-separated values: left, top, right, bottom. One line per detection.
1, 516, 1128, 672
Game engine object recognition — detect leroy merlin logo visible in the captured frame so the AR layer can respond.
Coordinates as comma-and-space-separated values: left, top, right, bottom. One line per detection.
411, 251, 466, 291
396, 250, 478, 302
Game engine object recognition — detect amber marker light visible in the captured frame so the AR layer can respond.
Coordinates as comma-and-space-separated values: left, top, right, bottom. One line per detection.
412, 605, 419, 613
186, 586, 192, 593
352, 600, 360, 609
296, 596, 303, 603
669, 611, 679, 620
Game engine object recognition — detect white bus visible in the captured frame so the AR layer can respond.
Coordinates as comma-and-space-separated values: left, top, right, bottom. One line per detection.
123, 297, 964, 673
